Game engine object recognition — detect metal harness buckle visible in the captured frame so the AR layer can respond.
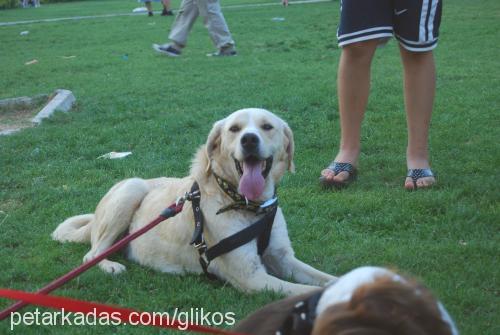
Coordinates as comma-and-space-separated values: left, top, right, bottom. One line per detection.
176, 189, 201, 207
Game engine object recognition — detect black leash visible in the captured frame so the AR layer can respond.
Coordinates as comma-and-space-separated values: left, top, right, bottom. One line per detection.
189, 179, 278, 279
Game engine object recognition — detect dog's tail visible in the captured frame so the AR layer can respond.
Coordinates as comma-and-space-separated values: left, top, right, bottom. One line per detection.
51, 214, 93, 243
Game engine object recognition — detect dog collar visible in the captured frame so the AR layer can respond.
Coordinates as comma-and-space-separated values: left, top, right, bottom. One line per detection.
212, 171, 277, 215
277, 290, 323, 335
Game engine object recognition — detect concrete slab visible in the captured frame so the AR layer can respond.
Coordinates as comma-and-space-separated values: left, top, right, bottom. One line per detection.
32, 89, 75, 124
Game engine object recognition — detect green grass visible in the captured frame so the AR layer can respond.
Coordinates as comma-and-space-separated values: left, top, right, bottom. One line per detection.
1, 0, 499, 334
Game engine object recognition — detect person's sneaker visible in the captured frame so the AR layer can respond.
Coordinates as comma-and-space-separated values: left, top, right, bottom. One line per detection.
161, 9, 174, 16
152, 43, 182, 57
148, 11, 153, 16
206, 48, 237, 57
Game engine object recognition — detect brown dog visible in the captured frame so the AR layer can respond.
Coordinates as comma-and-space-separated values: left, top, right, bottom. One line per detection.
235, 266, 459, 335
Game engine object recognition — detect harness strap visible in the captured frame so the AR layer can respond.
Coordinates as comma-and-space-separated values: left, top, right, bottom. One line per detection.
189, 181, 278, 279
188, 182, 217, 280
205, 206, 277, 261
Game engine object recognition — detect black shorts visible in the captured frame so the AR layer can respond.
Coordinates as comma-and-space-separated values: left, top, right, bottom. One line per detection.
337, 0, 442, 51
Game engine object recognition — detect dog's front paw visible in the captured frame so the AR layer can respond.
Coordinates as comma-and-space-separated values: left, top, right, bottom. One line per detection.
98, 260, 127, 274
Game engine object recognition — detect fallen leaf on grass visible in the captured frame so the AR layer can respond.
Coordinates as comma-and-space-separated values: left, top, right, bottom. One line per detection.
97, 151, 132, 159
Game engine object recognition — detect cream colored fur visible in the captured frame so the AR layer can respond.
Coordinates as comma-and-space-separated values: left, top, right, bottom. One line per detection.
52, 108, 336, 296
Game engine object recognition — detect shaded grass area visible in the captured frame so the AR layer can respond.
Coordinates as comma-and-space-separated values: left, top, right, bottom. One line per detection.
1, 0, 499, 334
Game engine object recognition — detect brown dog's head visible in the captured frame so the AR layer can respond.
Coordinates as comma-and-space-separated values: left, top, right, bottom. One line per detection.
312, 269, 456, 335
202, 108, 294, 201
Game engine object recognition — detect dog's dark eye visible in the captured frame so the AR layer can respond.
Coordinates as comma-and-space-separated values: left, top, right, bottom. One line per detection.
229, 125, 241, 133
262, 123, 274, 131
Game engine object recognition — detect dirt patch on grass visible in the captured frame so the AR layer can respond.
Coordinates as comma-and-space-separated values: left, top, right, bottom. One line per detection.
0, 107, 41, 133
0, 94, 49, 135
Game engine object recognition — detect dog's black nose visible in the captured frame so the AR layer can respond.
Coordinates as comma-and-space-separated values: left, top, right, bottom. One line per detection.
241, 133, 260, 153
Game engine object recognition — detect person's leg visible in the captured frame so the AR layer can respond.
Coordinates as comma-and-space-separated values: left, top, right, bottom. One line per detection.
321, 39, 379, 183
161, 0, 173, 15
145, 1, 153, 16
400, 46, 436, 189
197, 0, 235, 50
168, 0, 199, 49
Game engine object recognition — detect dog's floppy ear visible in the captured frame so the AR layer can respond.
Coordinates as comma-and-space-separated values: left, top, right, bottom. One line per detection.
205, 119, 225, 166
283, 123, 295, 172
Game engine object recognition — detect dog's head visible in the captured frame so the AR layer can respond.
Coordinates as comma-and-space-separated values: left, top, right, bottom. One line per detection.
312, 268, 457, 335
204, 108, 294, 201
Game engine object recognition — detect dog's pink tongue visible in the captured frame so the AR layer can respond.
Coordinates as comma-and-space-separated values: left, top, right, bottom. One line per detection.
239, 161, 265, 201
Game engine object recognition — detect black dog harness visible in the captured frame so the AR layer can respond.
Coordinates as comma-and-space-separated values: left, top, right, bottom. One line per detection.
189, 174, 278, 279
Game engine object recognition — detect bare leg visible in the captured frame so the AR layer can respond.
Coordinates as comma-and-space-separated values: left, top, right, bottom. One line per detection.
321, 40, 379, 183
400, 46, 437, 189
145, 1, 153, 15
161, 0, 173, 15
162, 0, 171, 11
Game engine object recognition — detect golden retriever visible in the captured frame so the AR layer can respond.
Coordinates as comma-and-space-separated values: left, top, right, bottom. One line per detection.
52, 108, 336, 295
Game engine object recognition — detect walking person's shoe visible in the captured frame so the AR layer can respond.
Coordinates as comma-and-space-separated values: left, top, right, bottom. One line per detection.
152, 43, 182, 57
148, 11, 153, 16
161, 9, 174, 16
207, 46, 237, 57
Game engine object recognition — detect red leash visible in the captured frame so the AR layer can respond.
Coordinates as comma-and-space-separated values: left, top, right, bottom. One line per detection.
0, 289, 245, 335
0, 196, 190, 321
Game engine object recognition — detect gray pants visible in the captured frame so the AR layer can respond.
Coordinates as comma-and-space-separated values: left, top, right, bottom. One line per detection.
168, 0, 235, 49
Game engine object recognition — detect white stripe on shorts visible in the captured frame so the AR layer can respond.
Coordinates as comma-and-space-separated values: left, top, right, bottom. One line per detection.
400, 42, 438, 52
396, 34, 437, 46
338, 33, 394, 47
419, 0, 430, 42
428, 0, 439, 40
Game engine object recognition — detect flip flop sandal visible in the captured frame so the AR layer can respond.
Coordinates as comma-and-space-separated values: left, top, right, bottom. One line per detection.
319, 162, 358, 189
406, 168, 435, 190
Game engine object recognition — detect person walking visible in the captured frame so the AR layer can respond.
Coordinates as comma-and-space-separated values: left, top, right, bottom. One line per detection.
152, 0, 236, 57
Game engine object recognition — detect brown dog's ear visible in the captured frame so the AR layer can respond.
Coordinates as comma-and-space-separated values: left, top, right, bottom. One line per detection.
284, 123, 295, 172
206, 119, 225, 166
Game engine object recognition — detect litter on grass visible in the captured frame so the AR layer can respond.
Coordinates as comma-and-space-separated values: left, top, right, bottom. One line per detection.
61, 55, 76, 59
133, 7, 147, 13
271, 17, 286, 21
25, 59, 38, 65
0, 211, 8, 226
97, 152, 132, 159
20, 31, 29, 36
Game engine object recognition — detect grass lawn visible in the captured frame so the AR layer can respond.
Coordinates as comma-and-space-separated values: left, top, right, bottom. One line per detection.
0, 0, 499, 334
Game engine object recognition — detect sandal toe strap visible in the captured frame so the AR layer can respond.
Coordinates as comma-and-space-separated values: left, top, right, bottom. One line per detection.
407, 168, 434, 181
327, 162, 355, 176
